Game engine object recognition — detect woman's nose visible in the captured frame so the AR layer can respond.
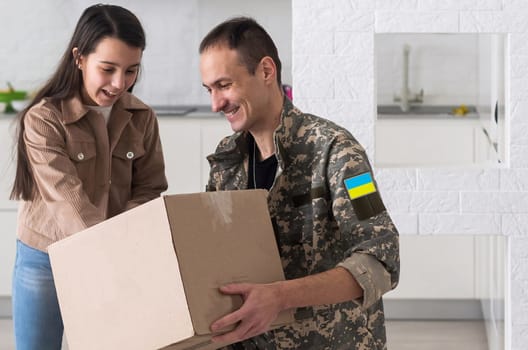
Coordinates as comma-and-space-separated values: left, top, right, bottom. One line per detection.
112, 73, 126, 90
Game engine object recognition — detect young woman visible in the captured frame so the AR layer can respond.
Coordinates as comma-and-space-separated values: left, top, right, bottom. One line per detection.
10, 5, 167, 349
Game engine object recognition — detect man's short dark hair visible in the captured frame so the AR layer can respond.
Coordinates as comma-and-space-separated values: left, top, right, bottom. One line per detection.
199, 17, 282, 87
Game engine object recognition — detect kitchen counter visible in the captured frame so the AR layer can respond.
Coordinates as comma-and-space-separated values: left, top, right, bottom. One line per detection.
378, 113, 479, 120
0, 105, 222, 119
377, 105, 479, 120
152, 105, 222, 118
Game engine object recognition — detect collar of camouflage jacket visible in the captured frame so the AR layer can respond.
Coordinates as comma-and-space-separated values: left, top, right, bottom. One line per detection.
208, 96, 298, 171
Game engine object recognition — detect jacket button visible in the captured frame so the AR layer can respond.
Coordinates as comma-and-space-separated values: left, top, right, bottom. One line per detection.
126, 151, 134, 159
77, 153, 84, 160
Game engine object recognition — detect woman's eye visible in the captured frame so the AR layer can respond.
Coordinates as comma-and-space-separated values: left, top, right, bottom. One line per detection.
102, 67, 114, 73
126, 70, 138, 75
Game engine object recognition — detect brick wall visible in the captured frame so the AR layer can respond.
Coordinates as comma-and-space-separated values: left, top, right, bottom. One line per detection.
292, 0, 528, 348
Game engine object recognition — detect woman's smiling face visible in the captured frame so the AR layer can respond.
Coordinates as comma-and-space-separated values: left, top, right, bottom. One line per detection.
76, 36, 142, 106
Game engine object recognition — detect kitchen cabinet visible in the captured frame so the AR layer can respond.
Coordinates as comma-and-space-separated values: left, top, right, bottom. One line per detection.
0, 117, 18, 296
384, 235, 476, 300
385, 234, 506, 301
0, 212, 17, 296
375, 118, 494, 167
157, 115, 231, 194
158, 118, 202, 194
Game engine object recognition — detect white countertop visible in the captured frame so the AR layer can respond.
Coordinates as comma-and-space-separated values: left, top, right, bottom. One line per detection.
0, 106, 223, 120
377, 113, 479, 120
152, 105, 221, 118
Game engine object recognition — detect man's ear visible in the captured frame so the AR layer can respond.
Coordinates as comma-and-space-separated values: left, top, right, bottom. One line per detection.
260, 56, 277, 85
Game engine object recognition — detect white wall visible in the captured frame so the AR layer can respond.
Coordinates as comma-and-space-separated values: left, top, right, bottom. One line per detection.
292, 1, 528, 349
0, 0, 292, 106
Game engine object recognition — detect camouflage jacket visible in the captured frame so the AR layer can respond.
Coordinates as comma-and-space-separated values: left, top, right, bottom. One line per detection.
206, 98, 399, 350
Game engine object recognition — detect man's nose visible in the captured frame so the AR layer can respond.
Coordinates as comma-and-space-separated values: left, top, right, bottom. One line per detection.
211, 91, 226, 113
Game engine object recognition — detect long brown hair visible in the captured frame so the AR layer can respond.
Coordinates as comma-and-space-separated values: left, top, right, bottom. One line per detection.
10, 4, 146, 201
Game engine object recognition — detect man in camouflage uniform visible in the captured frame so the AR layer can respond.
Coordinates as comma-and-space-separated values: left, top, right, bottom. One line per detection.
199, 17, 399, 350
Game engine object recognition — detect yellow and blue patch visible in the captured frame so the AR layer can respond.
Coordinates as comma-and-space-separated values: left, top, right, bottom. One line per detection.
344, 172, 377, 200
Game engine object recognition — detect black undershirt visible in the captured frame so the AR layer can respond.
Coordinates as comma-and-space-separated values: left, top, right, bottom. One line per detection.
247, 135, 278, 191
237, 136, 278, 350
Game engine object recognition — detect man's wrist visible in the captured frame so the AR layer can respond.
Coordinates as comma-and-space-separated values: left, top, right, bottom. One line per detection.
272, 280, 292, 311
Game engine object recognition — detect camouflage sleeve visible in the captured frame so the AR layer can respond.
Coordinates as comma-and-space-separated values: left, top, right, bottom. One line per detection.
205, 136, 231, 192
327, 133, 400, 309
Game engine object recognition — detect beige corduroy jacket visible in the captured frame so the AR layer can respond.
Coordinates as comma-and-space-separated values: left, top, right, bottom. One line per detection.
16, 92, 167, 252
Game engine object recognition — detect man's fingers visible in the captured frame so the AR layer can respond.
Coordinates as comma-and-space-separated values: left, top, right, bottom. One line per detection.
211, 308, 244, 332
219, 283, 250, 295
212, 319, 253, 343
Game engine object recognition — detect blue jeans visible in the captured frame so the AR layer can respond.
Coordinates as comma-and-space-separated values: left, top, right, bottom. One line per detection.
12, 240, 64, 350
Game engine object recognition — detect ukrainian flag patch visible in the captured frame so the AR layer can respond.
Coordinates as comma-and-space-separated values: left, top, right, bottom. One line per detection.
344, 172, 377, 200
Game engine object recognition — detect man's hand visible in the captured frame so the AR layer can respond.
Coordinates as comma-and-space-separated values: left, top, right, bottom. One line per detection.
211, 282, 284, 343
210, 267, 364, 344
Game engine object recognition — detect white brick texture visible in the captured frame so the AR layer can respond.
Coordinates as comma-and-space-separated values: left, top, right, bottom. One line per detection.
417, 169, 500, 191
419, 214, 501, 234
292, 1, 528, 345
419, 0, 502, 10
462, 192, 528, 213
389, 213, 419, 234
375, 11, 460, 32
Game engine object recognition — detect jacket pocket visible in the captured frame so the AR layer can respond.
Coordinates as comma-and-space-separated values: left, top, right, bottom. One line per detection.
111, 139, 145, 186
288, 185, 331, 243
66, 141, 97, 185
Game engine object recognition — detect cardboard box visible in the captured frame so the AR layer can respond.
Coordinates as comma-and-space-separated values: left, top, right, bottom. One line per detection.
49, 190, 293, 350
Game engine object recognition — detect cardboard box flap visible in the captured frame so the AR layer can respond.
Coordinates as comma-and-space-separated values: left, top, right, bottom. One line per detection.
49, 198, 194, 350
164, 190, 287, 335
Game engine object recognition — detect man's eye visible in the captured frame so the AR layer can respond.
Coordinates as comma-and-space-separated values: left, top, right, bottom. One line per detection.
219, 83, 231, 89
